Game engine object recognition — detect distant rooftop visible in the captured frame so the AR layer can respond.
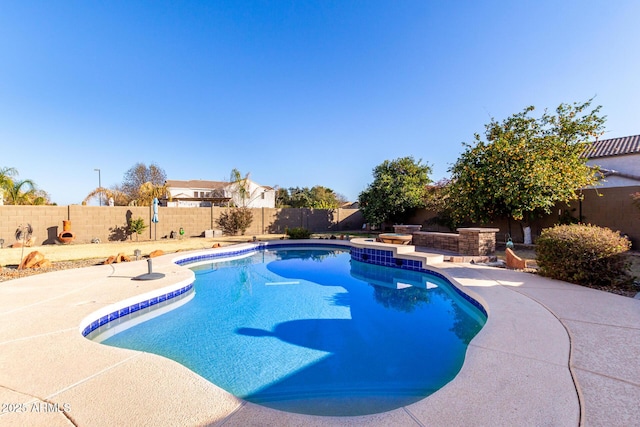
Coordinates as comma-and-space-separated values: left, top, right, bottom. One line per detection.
165, 180, 227, 189
583, 134, 640, 158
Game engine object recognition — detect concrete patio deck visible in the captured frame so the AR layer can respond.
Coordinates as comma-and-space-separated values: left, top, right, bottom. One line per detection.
1, 244, 638, 426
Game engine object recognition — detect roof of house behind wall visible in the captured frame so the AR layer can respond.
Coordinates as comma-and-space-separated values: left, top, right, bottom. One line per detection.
165, 180, 227, 189
583, 134, 640, 158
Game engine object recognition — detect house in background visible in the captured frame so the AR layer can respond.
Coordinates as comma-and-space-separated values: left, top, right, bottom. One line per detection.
225, 179, 276, 208
583, 134, 640, 187
164, 179, 276, 208
577, 134, 640, 245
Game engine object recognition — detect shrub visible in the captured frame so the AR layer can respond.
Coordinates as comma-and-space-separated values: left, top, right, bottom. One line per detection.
536, 224, 632, 288
286, 227, 311, 239
216, 207, 253, 235
129, 217, 147, 241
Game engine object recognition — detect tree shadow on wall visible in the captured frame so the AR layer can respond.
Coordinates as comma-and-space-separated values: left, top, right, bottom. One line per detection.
108, 210, 133, 241
268, 208, 335, 233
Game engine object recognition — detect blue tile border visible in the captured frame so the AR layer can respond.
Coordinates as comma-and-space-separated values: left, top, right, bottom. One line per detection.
350, 246, 487, 317
174, 242, 349, 266
177, 241, 486, 317
81, 283, 194, 337
83, 240, 486, 339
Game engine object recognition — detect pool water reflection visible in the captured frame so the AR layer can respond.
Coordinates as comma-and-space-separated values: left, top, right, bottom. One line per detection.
102, 248, 486, 416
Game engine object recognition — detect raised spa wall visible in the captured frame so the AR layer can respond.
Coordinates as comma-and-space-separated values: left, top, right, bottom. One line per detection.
410, 228, 500, 256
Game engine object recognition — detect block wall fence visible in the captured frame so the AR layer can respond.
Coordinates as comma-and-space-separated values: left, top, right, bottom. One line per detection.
0, 206, 364, 246
408, 185, 640, 248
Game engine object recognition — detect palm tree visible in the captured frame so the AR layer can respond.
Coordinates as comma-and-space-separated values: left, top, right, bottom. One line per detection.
5, 179, 37, 205
84, 187, 128, 206
0, 166, 17, 186
137, 181, 169, 206
230, 168, 250, 207
0, 167, 17, 202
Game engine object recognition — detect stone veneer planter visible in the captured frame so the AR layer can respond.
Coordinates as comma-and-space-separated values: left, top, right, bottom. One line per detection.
411, 228, 499, 256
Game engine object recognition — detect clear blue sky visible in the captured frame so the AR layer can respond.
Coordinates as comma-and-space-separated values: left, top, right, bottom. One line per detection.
1, 1, 639, 206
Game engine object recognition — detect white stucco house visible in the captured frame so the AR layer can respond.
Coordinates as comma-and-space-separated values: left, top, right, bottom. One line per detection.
163, 179, 276, 208
583, 134, 640, 187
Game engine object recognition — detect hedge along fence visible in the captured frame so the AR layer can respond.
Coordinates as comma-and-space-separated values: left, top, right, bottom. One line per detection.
0, 205, 364, 246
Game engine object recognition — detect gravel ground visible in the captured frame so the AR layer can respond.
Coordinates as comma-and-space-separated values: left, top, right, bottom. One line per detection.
0, 235, 274, 283
0, 258, 104, 282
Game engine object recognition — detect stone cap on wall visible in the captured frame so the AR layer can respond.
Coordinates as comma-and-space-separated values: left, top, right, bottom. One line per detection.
457, 228, 500, 233
413, 231, 458, 237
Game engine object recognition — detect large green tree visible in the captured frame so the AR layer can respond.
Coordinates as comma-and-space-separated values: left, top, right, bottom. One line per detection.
448, 99, 605, 225
359, 156, 432, 226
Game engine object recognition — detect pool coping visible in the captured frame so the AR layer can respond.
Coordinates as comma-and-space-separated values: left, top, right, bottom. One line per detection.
1, 240, 639, 425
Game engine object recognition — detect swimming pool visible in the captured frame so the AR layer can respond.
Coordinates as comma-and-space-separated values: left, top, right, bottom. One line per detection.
100, 246, 486, 416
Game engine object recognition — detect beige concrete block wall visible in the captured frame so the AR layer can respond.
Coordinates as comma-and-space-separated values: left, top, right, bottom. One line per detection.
0, 206, 365, 246
577, 186, 640, 247
0, 206, 68, 246
408, 185, 640, 248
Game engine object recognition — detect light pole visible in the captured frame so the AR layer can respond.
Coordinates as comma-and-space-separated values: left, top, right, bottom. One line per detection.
94, 168, 101, 206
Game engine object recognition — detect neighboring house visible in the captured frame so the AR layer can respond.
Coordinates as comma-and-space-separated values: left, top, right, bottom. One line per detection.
341, 201, 360, 209
226, 179, 276, 208
583, 134, 640, 187
577, 134, 640, 246
164, 179, 276, 208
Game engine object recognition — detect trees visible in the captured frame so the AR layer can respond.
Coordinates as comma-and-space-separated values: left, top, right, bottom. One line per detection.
137, 181, 169, 206
0, 167, 50, 205
276, 186, 346, 209
85, 163, 167, 206
218, 169, 255, 234
0, 167, 17, 192
83, 187, 129, 206
358, 156, 432, 226
309, 186, 347, 209
121, 163, 167, 204
0, 167, 17, 204
447, 99, 605, 225
229, 168, 251, 207
128, 217, 147, 241
275, 187, 290, 208
216, 207, 253, 235
5, 179, 37, 205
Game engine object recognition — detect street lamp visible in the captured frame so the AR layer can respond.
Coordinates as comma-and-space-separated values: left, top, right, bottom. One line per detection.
94, 168, 101, 206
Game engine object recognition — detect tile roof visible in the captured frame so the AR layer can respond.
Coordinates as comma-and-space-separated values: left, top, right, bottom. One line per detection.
582, 134, 640, 158
165, 180, 228, 189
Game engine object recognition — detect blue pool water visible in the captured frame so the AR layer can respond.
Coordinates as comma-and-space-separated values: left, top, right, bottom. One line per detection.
102, 247, 486, 416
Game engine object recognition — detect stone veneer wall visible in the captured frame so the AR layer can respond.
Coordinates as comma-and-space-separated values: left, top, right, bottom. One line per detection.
458, 228, 499, 256
0, 206, 364, 245
411, 228, 499, 256
412, 232, 459, 253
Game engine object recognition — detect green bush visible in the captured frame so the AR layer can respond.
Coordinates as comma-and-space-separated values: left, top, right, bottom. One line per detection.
216, 207, 253, 235
129, 217, 147, 241
286, 227, 311, 239
536, 224, 632, 288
